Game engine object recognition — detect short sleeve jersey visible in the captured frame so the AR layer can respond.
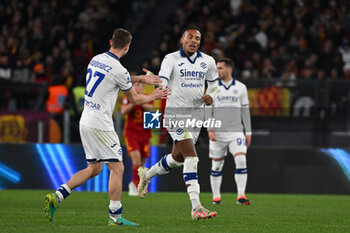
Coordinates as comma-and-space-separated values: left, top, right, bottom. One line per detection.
158, 48, 218, 108
211, 79, 249, 141
80, 51, 132, 131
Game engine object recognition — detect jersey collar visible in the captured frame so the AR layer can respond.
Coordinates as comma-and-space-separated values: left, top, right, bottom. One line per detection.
218, 78, 235, 90
179, 47, 202, 64
105, 51, 120, 61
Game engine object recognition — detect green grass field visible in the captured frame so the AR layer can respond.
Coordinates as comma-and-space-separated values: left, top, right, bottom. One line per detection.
0, 190, 349, 233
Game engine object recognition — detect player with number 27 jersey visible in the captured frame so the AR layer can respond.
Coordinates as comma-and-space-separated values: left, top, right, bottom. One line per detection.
80, 51, 132, 131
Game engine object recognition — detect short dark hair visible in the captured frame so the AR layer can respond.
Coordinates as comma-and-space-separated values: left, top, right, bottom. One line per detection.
182, 26, 201, 36
111, 28, 132, 49
218, 58, 234, 69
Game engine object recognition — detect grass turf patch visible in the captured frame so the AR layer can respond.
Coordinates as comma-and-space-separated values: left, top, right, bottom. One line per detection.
0, 190, 349, 233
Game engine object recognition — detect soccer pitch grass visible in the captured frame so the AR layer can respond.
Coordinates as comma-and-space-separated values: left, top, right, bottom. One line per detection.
0, 190, 349, 233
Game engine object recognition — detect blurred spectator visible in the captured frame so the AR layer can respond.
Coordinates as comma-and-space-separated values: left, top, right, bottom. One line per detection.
241, 70, 251, 80
329, 68, 340, 80
33, 63, 49, 83
46, 78, 68, 115
343, 63, 350, 79
68, 84, 85, 143
339, 40, 350, 65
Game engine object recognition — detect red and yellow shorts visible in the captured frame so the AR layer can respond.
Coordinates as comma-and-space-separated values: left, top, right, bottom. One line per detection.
124, 133, 151, 158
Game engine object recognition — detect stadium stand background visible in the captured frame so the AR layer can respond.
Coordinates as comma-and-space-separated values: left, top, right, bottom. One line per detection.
1, 0, 349, 146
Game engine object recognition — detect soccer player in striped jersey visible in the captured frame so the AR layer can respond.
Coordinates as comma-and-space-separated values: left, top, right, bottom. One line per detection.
208, 58, 252, 205
137, 26, 218, 220
44, 28, 169, 226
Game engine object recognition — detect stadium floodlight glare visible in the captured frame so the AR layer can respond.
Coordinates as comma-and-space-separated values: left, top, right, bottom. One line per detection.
102, 163, 108, 192
36, 144, 60, 189
321, 148, 350, 182
45, 144, 68, 185
0, 161, 21, 184
55, 144, 82, 191
146, 146, 158, 193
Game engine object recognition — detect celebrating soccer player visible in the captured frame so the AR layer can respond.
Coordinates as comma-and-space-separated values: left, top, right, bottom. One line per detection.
137, 26, 218, 220
208, 58, 252, 205
44, 28, 169, 226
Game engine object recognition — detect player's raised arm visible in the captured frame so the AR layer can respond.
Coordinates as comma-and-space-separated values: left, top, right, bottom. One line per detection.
123, 86, 170, 105
130, 68, 162, 86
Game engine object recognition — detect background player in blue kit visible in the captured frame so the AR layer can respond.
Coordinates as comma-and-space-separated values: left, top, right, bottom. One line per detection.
208, 58, 252, 205
44, 28, 170, 226
137, 26, 219, 220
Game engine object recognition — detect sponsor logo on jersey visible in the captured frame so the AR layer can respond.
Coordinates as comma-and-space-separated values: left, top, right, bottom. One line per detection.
143, 110, 161, 129
84, 100, 101, 110
180, 83, 204, 88
217, 95, 238, 102
180, 69, 205, 79
178, 62, 185, 66
200, 62, 207, 69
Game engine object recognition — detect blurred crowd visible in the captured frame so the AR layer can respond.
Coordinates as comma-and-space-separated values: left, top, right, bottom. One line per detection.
143, 0, 350, 81
1, 0, 350, 112
0, 0, 146, 86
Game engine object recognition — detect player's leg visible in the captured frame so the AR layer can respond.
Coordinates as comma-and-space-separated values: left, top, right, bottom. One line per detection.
144, 142, 183, 178
233, 153, 250, 205
106, 162, 138, 226
128, 150, 142, 196
125, 134, 142, 196
45, 162, 102, 222
209, 140, 227, 204
175, 137, 217, 220
229, 136, 250, 205
211, 158, 225, 204
138, 142, 183, 197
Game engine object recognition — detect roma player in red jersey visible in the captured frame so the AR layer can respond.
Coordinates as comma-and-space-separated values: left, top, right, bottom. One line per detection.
121, 82, 153, 196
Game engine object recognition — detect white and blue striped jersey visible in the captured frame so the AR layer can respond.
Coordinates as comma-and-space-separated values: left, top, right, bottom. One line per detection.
210, 78, 251, 141
80, 51, 132, 131
158, 48, 218, 108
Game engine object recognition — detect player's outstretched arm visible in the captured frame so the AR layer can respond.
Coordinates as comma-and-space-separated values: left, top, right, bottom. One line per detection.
130, 68, 161, 86
123, 86, 170, 105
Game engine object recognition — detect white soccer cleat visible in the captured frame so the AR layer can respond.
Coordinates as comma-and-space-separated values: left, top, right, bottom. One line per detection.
137, 166, 150, 198
191, 205, 217, 220
128, 182, 138, 196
